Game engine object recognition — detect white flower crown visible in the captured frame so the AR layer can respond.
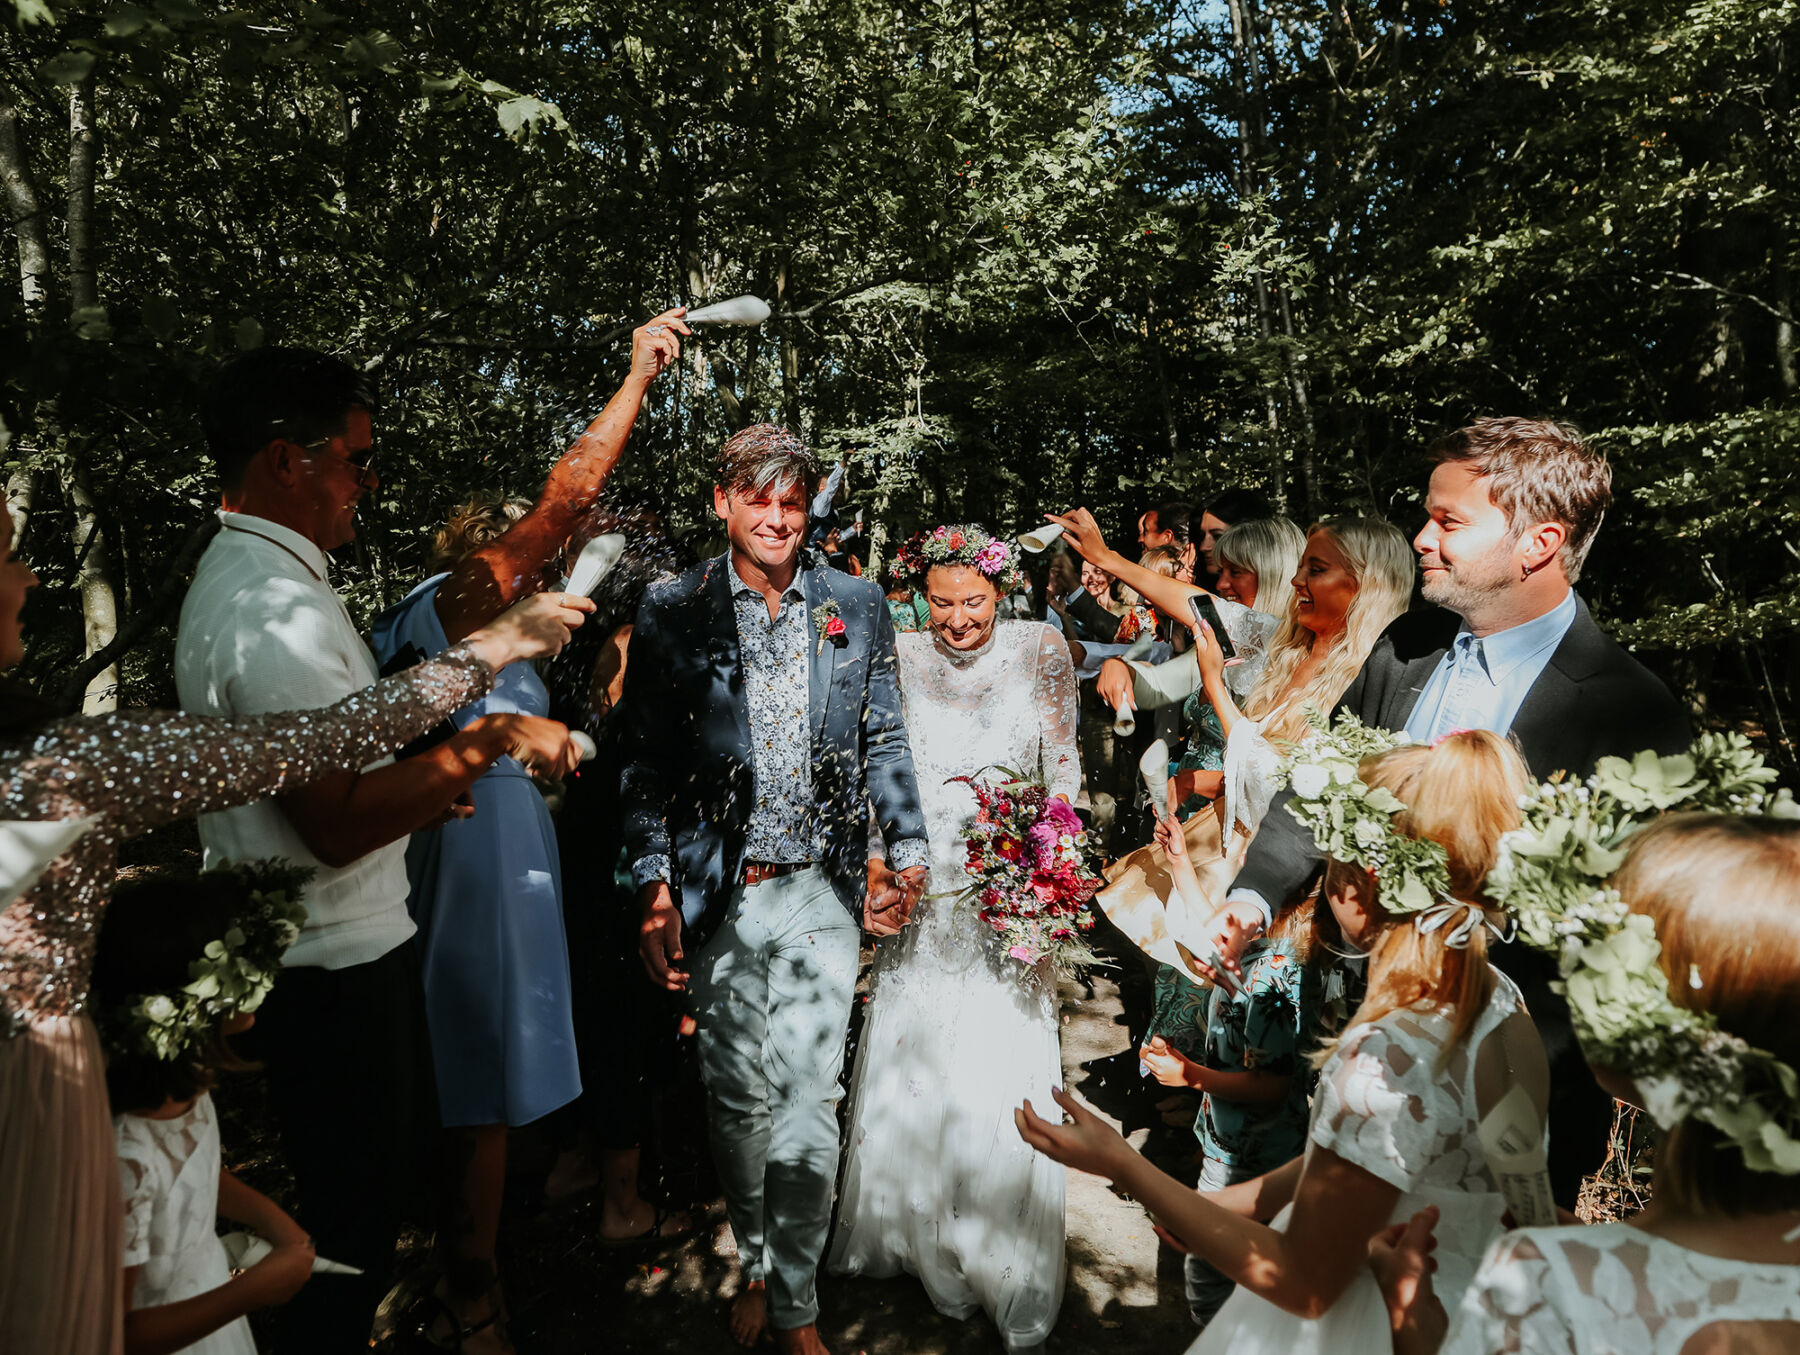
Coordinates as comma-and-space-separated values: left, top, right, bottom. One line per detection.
1284, 709, 1800, 1174
103, 860, 312, 1064
1486, 734, 1800, 1173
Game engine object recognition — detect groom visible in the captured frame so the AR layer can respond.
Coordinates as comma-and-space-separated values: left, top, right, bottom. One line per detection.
622, 424, 928, 1354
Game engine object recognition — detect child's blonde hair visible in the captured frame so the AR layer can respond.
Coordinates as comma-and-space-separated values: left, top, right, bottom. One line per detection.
1612, 813, 1800, 1216
1320, 730, 1530, 1063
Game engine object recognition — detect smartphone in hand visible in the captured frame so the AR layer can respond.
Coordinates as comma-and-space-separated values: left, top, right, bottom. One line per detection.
1186, 593, 1237, 661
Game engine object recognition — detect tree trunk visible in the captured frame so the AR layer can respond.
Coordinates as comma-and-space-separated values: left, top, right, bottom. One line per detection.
66, 464, 122, 711
5, 469, 34, 551
0, 101, 51, 319
68, 79, 97, 315
64, 75, 122, 712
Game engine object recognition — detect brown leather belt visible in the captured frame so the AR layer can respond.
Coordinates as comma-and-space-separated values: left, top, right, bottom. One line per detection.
741, 860, 811, 887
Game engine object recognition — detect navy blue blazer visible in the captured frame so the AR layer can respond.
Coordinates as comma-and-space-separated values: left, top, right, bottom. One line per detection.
617, 551, 926, 943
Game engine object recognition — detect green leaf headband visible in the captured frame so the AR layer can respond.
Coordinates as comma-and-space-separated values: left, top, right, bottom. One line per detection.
101, 860, 313, 1064
1280, 709, 1482, 928
1485, 734, 1800, 1174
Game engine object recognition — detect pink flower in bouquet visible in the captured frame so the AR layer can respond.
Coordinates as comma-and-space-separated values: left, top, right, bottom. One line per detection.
1041, 797, 1083, 837
1008, 945, 1041, 965
1025, 820, 1062, 867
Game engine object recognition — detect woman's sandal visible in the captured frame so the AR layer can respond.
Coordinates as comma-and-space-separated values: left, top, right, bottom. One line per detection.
408, 1283, 511, 1353
597, 1201, 694, 1248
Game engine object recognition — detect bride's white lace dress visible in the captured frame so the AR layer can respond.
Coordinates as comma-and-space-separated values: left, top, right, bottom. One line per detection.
829, 621, 1081, 1350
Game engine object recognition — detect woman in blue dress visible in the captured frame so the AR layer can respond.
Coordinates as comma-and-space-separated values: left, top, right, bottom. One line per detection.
372, 310, 687, 1353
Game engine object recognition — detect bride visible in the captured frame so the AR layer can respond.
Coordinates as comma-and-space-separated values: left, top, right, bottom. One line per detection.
829, 524, 1081, 1351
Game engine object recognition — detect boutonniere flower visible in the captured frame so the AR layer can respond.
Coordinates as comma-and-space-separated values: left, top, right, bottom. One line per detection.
813, 599, 847, 655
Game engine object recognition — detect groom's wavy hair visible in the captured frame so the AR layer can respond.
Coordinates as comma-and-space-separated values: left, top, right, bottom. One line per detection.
1427, 417, 1612, 583
715, 424, 821, 501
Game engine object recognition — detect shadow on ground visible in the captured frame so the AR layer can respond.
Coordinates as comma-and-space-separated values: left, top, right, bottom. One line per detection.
217, 945, 1201, 1354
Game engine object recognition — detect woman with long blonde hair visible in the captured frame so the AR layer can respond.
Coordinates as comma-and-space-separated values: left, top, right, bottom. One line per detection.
1046, 508, 1413, 963
1018, 730, 1551, 1355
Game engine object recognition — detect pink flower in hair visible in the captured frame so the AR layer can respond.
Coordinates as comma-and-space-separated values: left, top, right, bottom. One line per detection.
974, 540, 1011, 574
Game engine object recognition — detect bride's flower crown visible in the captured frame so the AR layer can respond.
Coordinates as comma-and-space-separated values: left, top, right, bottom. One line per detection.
890, 524, 1027, 596
101, 860, 312, 1064
1285, 709, 1800, 1174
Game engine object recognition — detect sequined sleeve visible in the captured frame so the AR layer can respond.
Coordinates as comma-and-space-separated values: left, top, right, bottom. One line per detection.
10, 641, 494, 840
1033, 624, 1082, 803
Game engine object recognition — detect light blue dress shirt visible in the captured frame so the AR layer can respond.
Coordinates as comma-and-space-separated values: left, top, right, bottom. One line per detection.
1401, 589, 1578, 744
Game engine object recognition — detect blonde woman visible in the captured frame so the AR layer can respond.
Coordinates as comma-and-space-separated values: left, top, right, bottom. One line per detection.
1213, 516, 1307, 618
1047, 509, 1413, 961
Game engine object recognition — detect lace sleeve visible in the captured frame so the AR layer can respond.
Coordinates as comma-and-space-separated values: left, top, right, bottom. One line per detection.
1033, 625, 1082, 802
19, 642, 495, 840
1308, 1013, 1453, 1191
116, 1129, 158, 1269
1440, 1231, 1572, 1355
1215, 598, 1280, 703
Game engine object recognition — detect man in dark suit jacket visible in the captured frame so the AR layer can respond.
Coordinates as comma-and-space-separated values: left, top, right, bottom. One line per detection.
1198, 417, 1690, 1206
621, 426, 927, 1353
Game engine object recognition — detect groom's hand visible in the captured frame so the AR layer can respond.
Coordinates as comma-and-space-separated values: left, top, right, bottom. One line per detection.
638, 882, 689, 991
863, 860, 904, 936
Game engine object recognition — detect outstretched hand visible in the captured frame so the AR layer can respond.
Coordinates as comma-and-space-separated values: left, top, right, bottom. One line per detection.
1043, 509, 1110, 565
631, 307, 690, 384
1152, 812, 1189, 865
1182, 898, 1262, 988
1015, 1086, 1134, 1181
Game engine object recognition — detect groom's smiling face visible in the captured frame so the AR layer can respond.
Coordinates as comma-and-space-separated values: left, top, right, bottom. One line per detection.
715, 479, 810, 574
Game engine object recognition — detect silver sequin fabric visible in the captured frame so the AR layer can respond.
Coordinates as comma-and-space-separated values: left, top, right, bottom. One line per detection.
0, 642, 494, 1037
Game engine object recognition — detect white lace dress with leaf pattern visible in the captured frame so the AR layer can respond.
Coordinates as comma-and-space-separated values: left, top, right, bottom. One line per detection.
1442, 1222, 1800, 1355
116, 1093, 255, 1355
830, 622, 1081, 1350
1191, 972, 1529, 1355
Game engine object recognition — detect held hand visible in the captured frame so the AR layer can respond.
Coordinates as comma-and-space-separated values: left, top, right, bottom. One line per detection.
241, 1238, 315, 1307
895, 865, 927, 924
1095, 657, 1135, 715
631, 307, 690, 384
1043, 508, 1110, 565
638, 883, 689, 991
863, 860, 906, 936
1139, 1036, 1197, 1089
1184, 899, 1263, 988
1153, 812, 1189, 865
493, 714, 583, 780
1015, 1087, 1134, 1181
469, 591, 595, 669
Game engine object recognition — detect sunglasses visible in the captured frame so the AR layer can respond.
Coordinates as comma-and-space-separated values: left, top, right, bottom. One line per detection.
295, 434, 377, 482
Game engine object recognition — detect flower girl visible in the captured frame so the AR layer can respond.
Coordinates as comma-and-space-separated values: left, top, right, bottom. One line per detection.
1018, 725, 1550, 1355
1393, 738, 1800, 1353
94, 866, 317, 1355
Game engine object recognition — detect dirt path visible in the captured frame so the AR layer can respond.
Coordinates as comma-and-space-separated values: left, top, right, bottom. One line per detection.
490, 960, 1197, 1354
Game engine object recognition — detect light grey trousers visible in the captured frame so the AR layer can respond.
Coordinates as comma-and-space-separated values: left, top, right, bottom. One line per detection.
690, 867, 860, 1329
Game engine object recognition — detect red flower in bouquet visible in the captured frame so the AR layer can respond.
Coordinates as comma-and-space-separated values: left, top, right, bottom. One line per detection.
946, 768, 1103, 978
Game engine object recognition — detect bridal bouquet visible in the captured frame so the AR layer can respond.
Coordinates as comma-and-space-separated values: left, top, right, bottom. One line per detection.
950, 769, 1102, 976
